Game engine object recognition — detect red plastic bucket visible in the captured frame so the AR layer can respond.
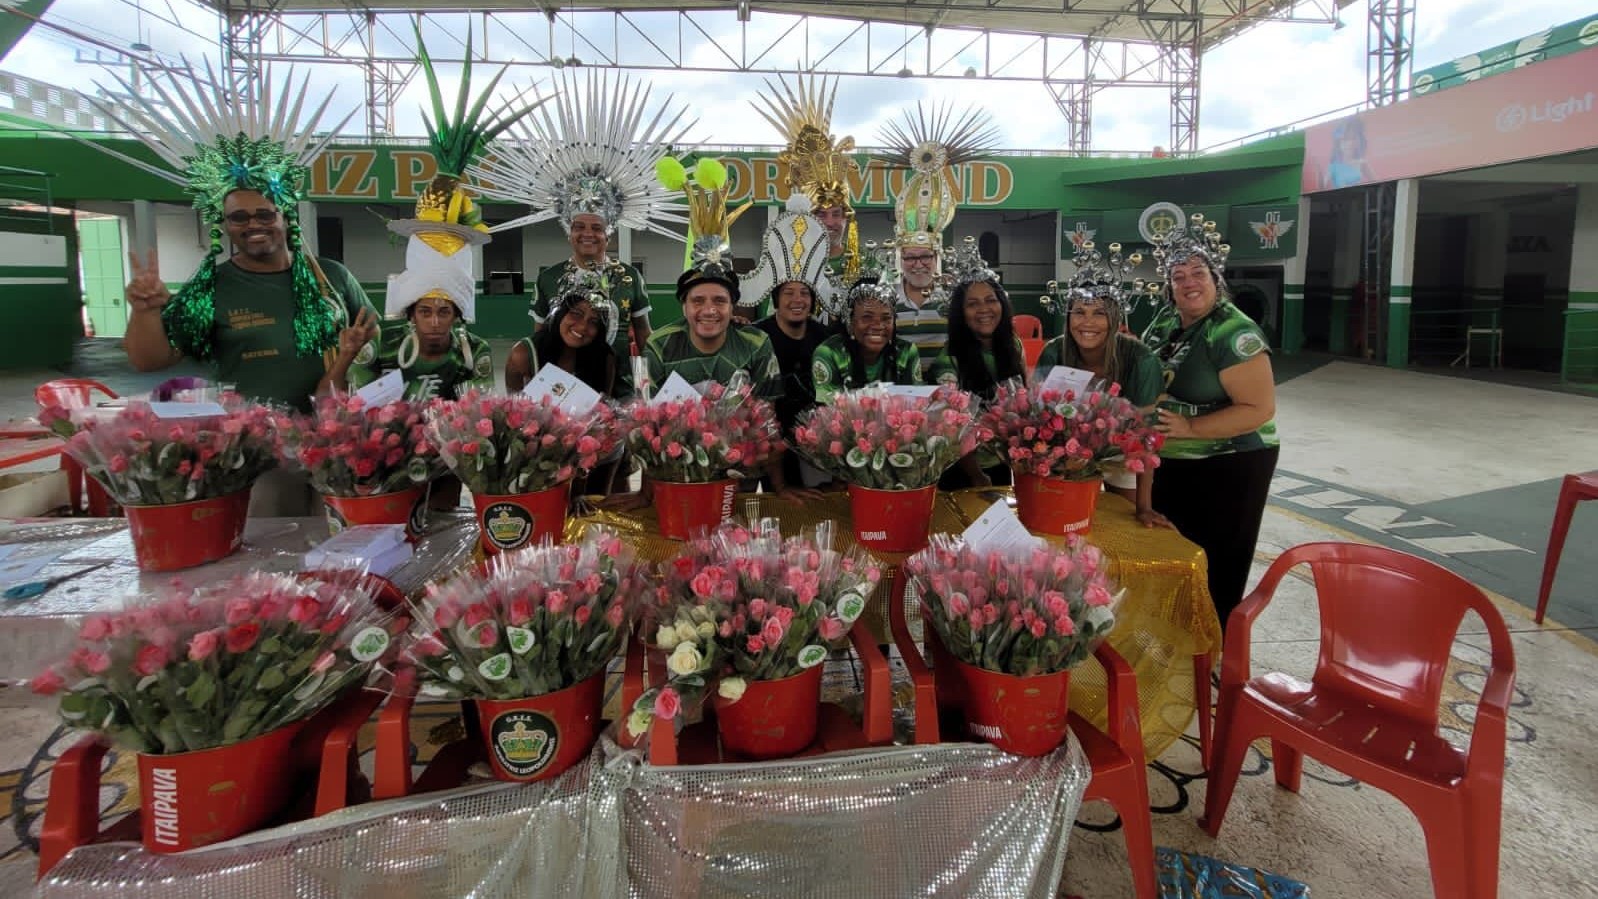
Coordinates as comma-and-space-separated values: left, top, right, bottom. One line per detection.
654, 479, 737, 540
953, 656, 1071, 757
847, 484, 937, 553
711, 665, 824, 760
473, 670, 605, 782
124, 488, 251, 572
473, 481, 571, 555
1012, 472, 1101, 535
323, 485, 427, 541
135, 720, 305, 853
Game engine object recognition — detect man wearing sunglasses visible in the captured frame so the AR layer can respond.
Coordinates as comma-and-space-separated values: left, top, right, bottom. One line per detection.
123, 189, 376, 412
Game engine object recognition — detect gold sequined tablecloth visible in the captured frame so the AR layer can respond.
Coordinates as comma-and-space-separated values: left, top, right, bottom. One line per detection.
569, 488, 1221, 761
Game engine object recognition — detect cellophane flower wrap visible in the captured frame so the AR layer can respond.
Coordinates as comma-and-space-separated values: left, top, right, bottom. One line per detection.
402, 527, 638, 700
273, 395, 439, 497
905, 534, 1118, 676
982, 380, 1164, 481
622, 381, 783, 484
427, 391, 618, 495
47, 396, 277, 506
793, 386, 986, 490
28, 569, 407, 753
624, 523, 882, 739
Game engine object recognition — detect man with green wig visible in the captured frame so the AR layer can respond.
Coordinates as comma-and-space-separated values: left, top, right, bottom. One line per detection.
91, 65, 378, 412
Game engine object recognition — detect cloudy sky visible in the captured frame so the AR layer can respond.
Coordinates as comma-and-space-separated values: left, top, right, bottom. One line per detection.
2, 0, 1592, 152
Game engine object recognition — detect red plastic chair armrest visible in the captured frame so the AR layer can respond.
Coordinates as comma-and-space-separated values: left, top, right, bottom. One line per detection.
314, 688, 385, 816
1467, 664, 1515, 777
37, 735, 111, 880
847, 620, 893, 745
1093, 641, 1144, 761
373, 670, 418, 801
886, 573, 940, 744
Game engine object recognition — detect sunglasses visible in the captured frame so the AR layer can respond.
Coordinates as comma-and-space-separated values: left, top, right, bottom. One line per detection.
225, 209, 279, 226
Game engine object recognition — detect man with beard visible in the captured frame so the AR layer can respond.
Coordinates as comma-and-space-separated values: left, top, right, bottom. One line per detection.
468, 71, 694, 399
122, 185, 374, 412
96, 63, 376, 515
753, 74, 862, 307
877, 102, 998, 376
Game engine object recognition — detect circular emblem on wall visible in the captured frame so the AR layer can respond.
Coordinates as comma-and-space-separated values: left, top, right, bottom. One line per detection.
1138, 202, 1187, 245
1233, 330, 1267, 358
1579, 20, 1598, 46
482, 503, 533, 550
489, 709, 559, 779
1412, 73, 1435, 94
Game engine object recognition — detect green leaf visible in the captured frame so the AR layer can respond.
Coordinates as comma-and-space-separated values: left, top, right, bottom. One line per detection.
258, 667, 286, 691
186, 672, 217, 706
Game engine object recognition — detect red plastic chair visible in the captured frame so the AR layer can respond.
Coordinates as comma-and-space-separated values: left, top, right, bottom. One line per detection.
1014, 314, 1046, 371
1013, 314, 1044, 340
1535, 471, 1598, 623
34, 379, 119, 516
1201, 542, 1516, 899
887, 569, 1158, 899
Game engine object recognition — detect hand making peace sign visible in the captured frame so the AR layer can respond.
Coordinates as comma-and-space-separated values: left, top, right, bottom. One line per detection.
337, 306, 379, 359
125, 249, 171, 313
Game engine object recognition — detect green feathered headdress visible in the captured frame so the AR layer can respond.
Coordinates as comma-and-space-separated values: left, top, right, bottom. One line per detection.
82, 59, 356, 361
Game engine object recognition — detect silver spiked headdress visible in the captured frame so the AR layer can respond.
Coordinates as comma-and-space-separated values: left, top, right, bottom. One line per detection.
878, 103, 999, 259
467, 70, 694, 240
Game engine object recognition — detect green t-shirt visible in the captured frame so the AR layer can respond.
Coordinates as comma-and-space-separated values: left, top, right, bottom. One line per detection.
893, 287, 948, 376
810, 335, 922, 404
644, 322, 782, 401
349, 320, 494, 401
532, 259, 650, 360
926, 335, 1027, 390
1142, 299, 1279, 460
1035, 333, 1164, 408
198, 257, 374, 411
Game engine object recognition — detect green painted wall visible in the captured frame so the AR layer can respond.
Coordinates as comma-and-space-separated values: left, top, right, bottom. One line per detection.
0, 211, 80, 369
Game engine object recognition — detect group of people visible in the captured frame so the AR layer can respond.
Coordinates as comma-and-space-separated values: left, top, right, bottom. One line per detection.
97, 62, 1278, 628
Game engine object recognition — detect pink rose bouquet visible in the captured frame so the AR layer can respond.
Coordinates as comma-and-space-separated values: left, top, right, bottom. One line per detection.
793, 385, 986, 490
29, 569, 407, 753
402, 527, 639, 700
273, 395, 438, 497
904, 534, 1118, 675
426, 391, 618, 496
623, 524, 881, 738
47, 396, 277, 505
981, 382, 1164, 482
622, 381, 783, 484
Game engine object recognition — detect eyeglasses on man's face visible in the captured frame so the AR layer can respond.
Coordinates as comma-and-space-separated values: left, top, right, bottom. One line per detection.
225, 209, 279, 226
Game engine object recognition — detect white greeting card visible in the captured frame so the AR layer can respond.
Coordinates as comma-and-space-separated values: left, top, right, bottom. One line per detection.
1039, 366, 1095, 398
650, 372, 702, 406
962, 499, 1044, 558
147, 401, 227, 419
522, 363, 602, 417
354, 369, 407, 407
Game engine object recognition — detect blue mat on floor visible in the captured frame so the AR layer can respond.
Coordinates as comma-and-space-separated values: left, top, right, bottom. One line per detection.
1156, 847, 1310, 898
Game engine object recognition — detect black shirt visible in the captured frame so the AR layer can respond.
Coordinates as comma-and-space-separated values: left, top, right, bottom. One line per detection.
754, 316, 829, 432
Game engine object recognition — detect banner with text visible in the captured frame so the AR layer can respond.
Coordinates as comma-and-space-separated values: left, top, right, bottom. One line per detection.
1303, 46, 1598, 193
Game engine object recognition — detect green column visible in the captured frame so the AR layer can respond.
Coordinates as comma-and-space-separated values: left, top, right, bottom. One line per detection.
1388, 286, 1412, 368
1329, 288, 1351, 355
1282, 282, 1305, 355
1387, 179, 1419, 369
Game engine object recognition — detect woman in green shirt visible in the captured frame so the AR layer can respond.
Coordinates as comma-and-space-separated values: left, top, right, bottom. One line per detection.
1143, 218, 1279, 628
928, 276, 1028, 489
1038, 278, 1170, 528
811, 280, 922, 403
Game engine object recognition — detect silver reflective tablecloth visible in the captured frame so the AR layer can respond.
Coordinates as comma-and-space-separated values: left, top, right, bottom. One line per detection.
0, 514, 479, 682
36, 737, 1091, 899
